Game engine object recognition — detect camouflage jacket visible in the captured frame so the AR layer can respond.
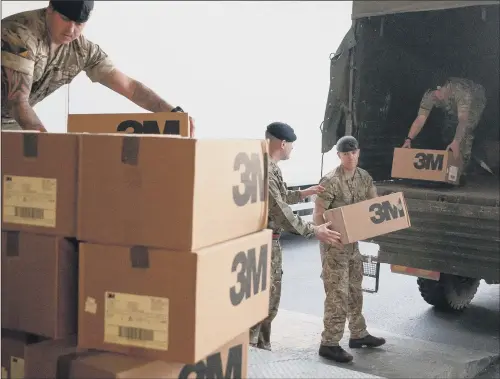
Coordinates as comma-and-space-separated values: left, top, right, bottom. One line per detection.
268, 160, 316, 238
1, 8, 115, 124
316, 166, 377, 211
418, 77, 486, 125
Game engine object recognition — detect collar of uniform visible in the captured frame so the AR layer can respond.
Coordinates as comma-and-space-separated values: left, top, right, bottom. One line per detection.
339, 166, 359, 181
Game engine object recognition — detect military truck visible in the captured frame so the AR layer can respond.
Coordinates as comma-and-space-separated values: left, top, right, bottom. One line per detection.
321, 1, 499, 311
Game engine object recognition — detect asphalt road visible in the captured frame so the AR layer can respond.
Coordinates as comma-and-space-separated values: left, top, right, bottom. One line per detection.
277, 233, 500, 375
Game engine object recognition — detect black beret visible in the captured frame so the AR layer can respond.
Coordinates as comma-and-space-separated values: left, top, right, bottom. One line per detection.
266, 122, 297, 142
336, 135, 359, 152
50, 1, 94, 23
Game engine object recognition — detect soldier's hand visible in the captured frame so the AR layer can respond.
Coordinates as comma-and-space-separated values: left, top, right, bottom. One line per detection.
402, 138, 411, 148
446, 140, 460, 159
315, 221, 343, 248
301, 185, 325, 198
189, 116, 196, 137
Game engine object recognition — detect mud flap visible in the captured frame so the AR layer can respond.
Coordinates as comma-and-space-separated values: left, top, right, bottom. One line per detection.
362, 255, 380, 293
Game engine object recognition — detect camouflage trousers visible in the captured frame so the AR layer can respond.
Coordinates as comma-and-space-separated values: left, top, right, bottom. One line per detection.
320, 242, 368, 346
249, 239, 282, 350
441, 93, 486, 173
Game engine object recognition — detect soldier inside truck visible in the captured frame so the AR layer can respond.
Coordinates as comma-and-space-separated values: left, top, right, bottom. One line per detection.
321, 2, 499, 311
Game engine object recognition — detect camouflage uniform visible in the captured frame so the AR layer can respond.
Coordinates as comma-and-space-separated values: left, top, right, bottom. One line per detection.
418, 77, 487, 171
250, 160, 316, 349
1, 8, 115, 130
316, 165, 376, 346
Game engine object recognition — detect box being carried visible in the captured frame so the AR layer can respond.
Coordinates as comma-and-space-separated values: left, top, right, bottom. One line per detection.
323, 192, 411, 244
391, 147, 462, 184
67, 112, 190, 137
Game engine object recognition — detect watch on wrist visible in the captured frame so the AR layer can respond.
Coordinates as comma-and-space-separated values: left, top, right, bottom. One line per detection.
405, 137, 412, 142
171, 106, 184, 113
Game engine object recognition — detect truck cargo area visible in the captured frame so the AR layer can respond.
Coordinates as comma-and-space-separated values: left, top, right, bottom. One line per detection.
348, 4, 500, 283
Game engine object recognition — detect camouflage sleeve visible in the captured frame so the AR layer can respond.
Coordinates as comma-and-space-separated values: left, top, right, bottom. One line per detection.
315, 175, 335, 211
269, 177, 316, 238
83, 38, 116, 83
1, 24, 37, 75
365, 174, 378, 199
286, 190, 302, 205
417, 90, 435, 117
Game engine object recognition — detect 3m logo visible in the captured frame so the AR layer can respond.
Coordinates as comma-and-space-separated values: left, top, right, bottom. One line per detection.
178, 344, 243, 379
116, 119, 180, 135
232, 152, 265, 207
413, 152, 444, 171
369, 199, 405, 224
230, 244, 268, 306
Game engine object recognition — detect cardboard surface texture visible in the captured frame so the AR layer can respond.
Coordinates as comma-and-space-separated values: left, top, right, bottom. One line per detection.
77, 133, 269, 251
391, 147, 462, 184
1, 231, 78, 339
71, 333, 248, 379
1, 331, 82, 379
323, 192, 411, 244
78, 230, 271, 363
1, 131, 78, 236
67, 112, 190, 137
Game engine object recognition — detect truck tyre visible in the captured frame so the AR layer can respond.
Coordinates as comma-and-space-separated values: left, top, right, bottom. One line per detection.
417, 274, 480, 311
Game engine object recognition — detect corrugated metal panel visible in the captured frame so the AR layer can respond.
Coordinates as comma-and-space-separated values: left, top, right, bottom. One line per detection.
352, 1, 499, 19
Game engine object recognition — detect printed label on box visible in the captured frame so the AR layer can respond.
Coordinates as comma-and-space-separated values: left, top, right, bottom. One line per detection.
1, 366, 7, 379
104, 292, 169, 351
2, 175, 57, 227
448, 165, 458, 182
10, 357, 24, 379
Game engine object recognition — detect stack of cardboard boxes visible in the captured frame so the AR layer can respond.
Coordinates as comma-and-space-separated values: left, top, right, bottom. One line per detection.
1, 116, 271, 378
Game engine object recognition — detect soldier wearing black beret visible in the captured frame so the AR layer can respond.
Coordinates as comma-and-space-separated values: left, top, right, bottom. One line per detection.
250, 122, 343, 351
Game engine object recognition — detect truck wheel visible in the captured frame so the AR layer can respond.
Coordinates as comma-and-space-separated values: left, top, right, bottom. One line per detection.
417, 274, 480, 311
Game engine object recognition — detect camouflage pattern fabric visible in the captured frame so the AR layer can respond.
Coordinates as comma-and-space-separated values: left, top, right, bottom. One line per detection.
1, 8, 115, 126
315, 166, 376, 346
418, 77, 487, 170
250, 160, 315, 349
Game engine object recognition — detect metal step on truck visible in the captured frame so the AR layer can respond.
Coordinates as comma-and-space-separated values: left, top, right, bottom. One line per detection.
321, 0, 500, 311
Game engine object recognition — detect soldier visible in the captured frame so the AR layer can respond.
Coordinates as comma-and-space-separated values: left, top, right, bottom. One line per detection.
1, 1, 195, 135
402, 77, 487, 185
313, 135, 386, 363
250, 121, 343, 351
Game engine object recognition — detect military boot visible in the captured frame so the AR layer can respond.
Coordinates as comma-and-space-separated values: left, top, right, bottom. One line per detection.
349, 334, 386, 348
318, 345, 353, 363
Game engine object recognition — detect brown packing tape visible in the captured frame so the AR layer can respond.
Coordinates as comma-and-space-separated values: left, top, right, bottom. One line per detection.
23, 133, 38, 157
56, 350, 102, 379
6, 231, 20, 257
130, 246, 149, 269
121, 136, 140, 165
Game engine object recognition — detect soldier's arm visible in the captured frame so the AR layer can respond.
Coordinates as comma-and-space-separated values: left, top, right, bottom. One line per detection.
453, 93, 473, 143
407, 90, 434, 140
84, 39, 176, 113
313, 176, 334, 225
1, 31, 47, 131
269, 177, 316, 238
366, 177, 378, 199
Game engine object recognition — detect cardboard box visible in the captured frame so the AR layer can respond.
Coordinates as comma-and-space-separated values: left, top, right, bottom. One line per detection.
391, 148, 462, 184
2, 231, 78, 339
1, 332, 85, 379
77, 133, 269, 251
1, 131, 79, 236
70, 333, 248, 378
1, 332, 247, 379
323, 192, 411, 244
67, 112, 190, 137
78, 230, 271, 363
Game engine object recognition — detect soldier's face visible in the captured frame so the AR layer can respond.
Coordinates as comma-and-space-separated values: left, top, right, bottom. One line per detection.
282, 141, 294, 160
47, 7, 86, 44
338, 149, 359, 170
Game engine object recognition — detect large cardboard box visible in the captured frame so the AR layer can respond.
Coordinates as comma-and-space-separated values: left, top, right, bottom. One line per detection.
77, 133, 269, 251
391, 147, 462, 184
78, 230, 271, 363
1, 231, 78, 339
323, 192, 411, 244
70, 333, 248, 378
67, 112, 190, 137
1, 131, 79, 236
1, 332, 86, 379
